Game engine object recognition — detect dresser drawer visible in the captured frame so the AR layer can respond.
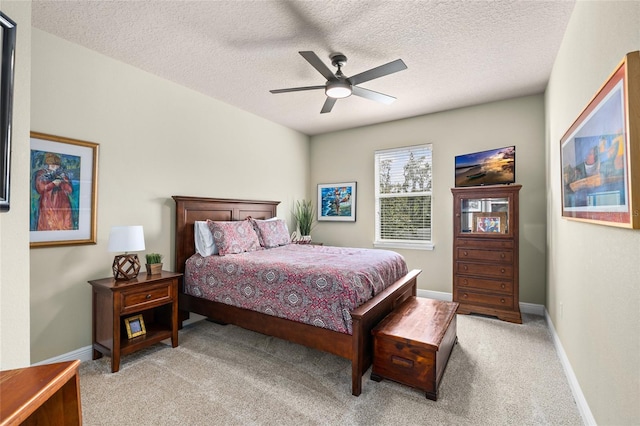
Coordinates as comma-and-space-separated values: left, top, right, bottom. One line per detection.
457, 248, 513, 263
456, 262, 513, 279
455, 276, 513, 294
455, 238, 514, 250
120, 282, 172, 313
456, 290, 514, 309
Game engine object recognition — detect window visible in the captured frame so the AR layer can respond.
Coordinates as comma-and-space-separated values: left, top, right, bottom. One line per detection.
374, 144, 433, 250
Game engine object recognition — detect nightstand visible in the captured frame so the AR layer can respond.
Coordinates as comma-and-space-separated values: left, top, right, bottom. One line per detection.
88, 271, 182, 372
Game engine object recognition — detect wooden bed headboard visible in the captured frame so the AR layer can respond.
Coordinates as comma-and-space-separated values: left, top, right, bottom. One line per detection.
172, 196, 280, 274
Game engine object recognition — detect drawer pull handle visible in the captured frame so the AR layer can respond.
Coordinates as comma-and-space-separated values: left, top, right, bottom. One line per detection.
146, 294, 152, 300
462, 293, 468, 299
500, 268, 506, 274
500, 253, 505, 258
391, 356, 414, 368
501, 298, 505, 304
463, 279, 468, 285
463, 251, 468, 256
463, 265, 468, 271
501, 283, 506, 289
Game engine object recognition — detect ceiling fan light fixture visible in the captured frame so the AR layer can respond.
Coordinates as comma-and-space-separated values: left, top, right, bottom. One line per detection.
325, 81, 352, 99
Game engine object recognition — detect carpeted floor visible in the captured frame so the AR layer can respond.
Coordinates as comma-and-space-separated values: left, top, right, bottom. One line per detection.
79, 313, 583, 425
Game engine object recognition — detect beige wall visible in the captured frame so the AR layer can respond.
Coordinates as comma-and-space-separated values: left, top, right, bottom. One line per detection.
29, 29, 309, 362
545, 1, 640, 424
0, 1, 31, 369
310, 95, 546, 304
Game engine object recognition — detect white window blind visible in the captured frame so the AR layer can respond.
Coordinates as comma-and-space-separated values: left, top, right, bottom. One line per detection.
374, 144, 433, 249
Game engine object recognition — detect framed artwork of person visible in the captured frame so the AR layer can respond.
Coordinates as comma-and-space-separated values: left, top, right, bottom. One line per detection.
29, 132, 99, 247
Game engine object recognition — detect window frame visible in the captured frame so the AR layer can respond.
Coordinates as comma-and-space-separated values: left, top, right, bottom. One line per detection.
374, 144, 434, 251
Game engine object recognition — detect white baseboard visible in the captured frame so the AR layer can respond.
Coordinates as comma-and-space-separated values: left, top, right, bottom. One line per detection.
417, 289, 546, 317
32, 345, 94, 366
544, 309, 595, 426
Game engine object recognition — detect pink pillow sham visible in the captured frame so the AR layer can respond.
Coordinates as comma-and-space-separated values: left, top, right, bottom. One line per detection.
251, 218, 291, 248
206, 219, 261, 255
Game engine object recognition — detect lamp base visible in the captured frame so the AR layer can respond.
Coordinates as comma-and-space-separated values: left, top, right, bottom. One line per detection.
112, 254, 141, 280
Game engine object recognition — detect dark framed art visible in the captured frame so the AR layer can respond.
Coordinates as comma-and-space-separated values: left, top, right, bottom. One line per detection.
0, 12, 17, 212
30, 132, 99, 247
317, 182, 356, 222
560, 51, 639, 228
124, 314, 146, 339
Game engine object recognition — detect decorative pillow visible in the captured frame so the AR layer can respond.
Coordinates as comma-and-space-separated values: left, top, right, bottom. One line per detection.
206, 220, 261, 255
194, 221, 218, 256
251, 218, 291, 248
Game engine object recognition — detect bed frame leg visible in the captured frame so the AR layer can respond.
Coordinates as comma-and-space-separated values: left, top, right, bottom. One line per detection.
351, 317, 364, 396
352, 368, 362, 396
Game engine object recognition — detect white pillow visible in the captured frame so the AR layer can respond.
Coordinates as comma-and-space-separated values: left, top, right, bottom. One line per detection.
195, 221, 218, 256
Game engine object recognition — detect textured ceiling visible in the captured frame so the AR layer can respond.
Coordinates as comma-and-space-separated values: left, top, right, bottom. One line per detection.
31, 0, 575, 136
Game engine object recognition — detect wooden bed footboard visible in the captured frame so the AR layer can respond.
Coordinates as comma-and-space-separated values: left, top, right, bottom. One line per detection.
173, 195, 421, 396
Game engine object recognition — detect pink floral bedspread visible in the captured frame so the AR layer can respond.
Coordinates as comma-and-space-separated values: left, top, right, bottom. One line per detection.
184, 244, 408, 334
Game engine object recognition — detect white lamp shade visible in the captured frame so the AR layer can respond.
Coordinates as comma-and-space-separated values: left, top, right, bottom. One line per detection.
108, 226, 146, 252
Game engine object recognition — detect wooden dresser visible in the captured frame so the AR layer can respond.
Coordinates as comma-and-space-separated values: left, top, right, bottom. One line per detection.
0, 360, 82, 425
451, 184, 522, 323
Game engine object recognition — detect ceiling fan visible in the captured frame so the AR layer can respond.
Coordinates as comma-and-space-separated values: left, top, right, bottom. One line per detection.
270, 51, 407, 114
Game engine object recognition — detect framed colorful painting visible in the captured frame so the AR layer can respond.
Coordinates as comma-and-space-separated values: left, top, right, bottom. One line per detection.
317, 182, 356, 222
560, 51, 640, 228
30, 132, 99, 247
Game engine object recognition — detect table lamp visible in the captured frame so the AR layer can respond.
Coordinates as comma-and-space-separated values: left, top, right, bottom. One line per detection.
108, 225, 145, 280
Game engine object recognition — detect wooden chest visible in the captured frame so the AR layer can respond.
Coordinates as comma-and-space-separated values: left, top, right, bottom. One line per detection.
371, 297, 458, 400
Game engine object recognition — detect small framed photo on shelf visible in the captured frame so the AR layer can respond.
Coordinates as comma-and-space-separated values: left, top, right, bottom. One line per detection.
473, 212, 507, 233
124, 314, 146, 339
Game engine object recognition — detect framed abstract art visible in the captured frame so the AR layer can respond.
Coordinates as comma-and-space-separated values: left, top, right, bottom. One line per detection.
317, 182, 356, 222
560, 51, 640, 228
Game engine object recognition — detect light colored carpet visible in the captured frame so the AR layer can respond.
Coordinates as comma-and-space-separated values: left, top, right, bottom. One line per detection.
79, 313, 583, 425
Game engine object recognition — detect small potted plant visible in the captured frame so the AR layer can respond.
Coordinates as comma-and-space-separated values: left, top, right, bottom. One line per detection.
145, 253, 163, 275
292, 199, 315, 243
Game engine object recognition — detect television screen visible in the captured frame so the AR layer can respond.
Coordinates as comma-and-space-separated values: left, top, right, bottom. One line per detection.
455, 146, 515, 187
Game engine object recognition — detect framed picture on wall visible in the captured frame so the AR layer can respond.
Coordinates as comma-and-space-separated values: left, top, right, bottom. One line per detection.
29, 132, 99, 247
560, 51, 640, 228
317, 182, 356, 222
0, 12, 17, 212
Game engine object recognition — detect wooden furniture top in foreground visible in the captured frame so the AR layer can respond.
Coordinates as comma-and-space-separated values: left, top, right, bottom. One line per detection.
0, 360, 82, 426
373, 297, 459, 350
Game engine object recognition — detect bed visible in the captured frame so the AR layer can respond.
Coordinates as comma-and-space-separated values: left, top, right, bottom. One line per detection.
173, 195, 421, 396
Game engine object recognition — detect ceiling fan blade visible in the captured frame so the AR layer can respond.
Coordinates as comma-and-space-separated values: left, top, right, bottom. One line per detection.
352, 86, 396, 105
348, 59, 407, 86
270, 85, 325, 94
320, 97, 337, 114
299, 51, 337, 82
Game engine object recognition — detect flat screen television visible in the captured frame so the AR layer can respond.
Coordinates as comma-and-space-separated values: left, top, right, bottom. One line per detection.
455, 146, 515, 187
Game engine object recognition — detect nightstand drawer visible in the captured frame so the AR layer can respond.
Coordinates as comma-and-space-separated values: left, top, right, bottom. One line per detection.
121, 283, 172, 313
